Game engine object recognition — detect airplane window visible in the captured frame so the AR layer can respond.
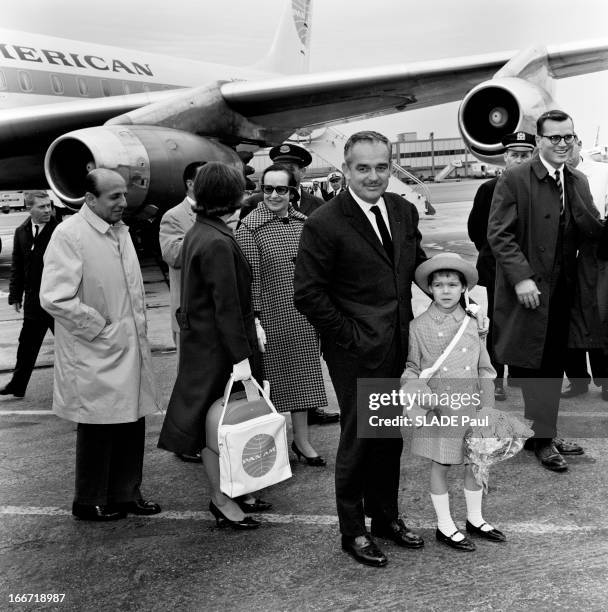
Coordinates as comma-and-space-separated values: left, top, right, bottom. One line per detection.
123, 82, 131, 95
51, 74, 64, 95
101, 79, 111, 97
18, 71, 33, 92
0, 70, 6, 90
77, 77, 88, 96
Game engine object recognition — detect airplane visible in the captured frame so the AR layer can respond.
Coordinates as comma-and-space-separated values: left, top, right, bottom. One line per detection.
1, 0, 607, 221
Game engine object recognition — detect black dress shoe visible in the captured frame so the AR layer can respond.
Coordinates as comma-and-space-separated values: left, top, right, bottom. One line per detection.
72, 503, 126, 521
371, 518, 424, 548
121, 499, 162, 515
236, 497, 272, 513
465, 520, 506, 542
561, 384, 588, 399
494, 380, 507, 402
0, 385, 25, 398
175, 452, 202, 463
208, 501, 260, 530
553, 438, 584, 456
535, 443, 568, 472
307, 408, 340, 425
341, 534, 388, 567
435, 528, 476, 551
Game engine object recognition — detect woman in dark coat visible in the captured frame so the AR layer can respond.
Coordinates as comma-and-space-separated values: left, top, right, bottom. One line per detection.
158, 162, 264, 529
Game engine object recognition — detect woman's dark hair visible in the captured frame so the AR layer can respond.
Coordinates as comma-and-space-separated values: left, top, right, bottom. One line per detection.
428, 269, 467, 288
192, 162, 245, 216
261, 163, 300, 204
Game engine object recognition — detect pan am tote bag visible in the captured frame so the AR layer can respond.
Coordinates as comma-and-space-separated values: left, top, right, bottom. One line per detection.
216, 376, 292, 498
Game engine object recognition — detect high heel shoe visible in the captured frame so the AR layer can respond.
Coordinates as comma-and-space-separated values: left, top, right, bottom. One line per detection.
291, 441, 326, 466
208, 501, 261, 530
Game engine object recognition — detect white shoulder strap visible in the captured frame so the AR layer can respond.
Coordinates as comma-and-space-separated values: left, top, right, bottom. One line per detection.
419, 315, 472, 380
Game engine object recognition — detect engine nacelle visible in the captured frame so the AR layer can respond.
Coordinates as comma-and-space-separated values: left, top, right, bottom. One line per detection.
44, 125, 243, 213
458, 77, 555, 165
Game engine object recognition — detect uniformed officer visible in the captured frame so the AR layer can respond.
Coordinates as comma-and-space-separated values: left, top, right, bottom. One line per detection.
467, 131, 535, 400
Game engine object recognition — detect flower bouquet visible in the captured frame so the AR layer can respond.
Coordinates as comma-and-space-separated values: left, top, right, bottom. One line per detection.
464, 406, 534, 492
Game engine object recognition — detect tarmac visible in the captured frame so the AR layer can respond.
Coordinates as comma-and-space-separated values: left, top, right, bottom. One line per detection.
2, 193, 608, 611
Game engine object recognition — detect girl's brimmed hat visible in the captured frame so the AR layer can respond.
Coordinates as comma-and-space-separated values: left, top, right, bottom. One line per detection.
414, 253, 478, 295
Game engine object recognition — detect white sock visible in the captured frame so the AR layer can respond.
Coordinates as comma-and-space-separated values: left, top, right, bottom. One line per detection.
430, 492, 463, 541
464, 488, 492, 531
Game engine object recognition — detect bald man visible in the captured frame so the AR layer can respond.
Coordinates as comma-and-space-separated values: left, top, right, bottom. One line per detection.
41, 169, 161, 521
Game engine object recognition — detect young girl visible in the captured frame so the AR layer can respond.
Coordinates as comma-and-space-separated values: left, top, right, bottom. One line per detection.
402, 252, 506, 551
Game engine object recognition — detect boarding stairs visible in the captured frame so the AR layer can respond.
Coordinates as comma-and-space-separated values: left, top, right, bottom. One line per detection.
291, 127, 435, 215
434, 160, 463, 183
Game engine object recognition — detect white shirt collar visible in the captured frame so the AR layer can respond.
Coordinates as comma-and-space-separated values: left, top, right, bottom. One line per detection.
348, 186, 385, 211
539, 154, 564, 177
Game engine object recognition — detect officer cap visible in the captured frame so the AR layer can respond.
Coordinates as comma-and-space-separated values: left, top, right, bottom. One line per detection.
269, 143, 313, 167
502, 131, 535, 151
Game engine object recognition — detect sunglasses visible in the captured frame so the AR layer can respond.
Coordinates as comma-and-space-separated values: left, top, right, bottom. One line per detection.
540, 134, 576, 145
262, 184, 291, 195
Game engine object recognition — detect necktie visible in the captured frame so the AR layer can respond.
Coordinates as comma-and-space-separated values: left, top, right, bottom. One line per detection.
370, 205, 393, 262
31, 224, 39, 250
554, 170, 564, 212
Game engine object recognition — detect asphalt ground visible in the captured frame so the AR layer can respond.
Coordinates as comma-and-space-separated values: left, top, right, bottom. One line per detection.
2, 183, 608, 611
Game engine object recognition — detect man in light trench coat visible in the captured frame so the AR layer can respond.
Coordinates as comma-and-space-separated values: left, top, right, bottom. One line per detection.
40, 169, 162, 521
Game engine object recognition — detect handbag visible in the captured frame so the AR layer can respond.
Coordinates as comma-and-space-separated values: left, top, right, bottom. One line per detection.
216, 375, 292, 498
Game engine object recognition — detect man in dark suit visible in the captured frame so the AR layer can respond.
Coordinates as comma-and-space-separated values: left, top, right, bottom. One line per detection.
467, 131, 535, 401
294, 130, 426, 567
1, 191, 57, 398
488, 110, 602, 472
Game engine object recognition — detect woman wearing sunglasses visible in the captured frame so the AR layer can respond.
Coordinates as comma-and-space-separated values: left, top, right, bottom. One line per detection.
236, 164, 328, 466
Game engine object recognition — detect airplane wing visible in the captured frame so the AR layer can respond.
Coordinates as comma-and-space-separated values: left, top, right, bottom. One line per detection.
2, 39, 607, 157
107, 39, 608, 138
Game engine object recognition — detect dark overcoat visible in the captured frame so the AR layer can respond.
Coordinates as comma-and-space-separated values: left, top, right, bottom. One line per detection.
158, 216, 258, 455
9, 217, 57, 319
488, 155, 602, 368
294, 191, 426, 370
467, 177, 498, 287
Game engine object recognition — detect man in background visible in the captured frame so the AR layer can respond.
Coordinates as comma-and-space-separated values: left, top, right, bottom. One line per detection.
159, 161, 206, 462
323, 170, 347, 200
468, 131, 535, 401
1, 191, 57, 398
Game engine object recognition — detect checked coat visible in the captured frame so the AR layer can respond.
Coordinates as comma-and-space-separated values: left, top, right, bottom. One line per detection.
235, 203, 327, 413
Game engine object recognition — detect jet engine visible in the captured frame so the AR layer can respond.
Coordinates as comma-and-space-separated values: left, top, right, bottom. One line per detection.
44, 125, 243, 213
458, 77, 555, 165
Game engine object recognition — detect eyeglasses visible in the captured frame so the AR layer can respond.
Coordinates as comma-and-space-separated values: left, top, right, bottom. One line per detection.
540, 133, 576, 145
261, 185, 291, 195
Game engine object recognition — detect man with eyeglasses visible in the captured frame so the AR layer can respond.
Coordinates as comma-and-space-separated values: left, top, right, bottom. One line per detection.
563, 137, 608, 400
488, 110, 602, 472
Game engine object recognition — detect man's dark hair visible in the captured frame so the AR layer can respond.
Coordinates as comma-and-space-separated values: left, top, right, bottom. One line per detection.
261, 163, 299, 204
183, 161, 206, 189
192, 162, 245, 216
536, 110, 573, 135
344, 131, 392, 165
